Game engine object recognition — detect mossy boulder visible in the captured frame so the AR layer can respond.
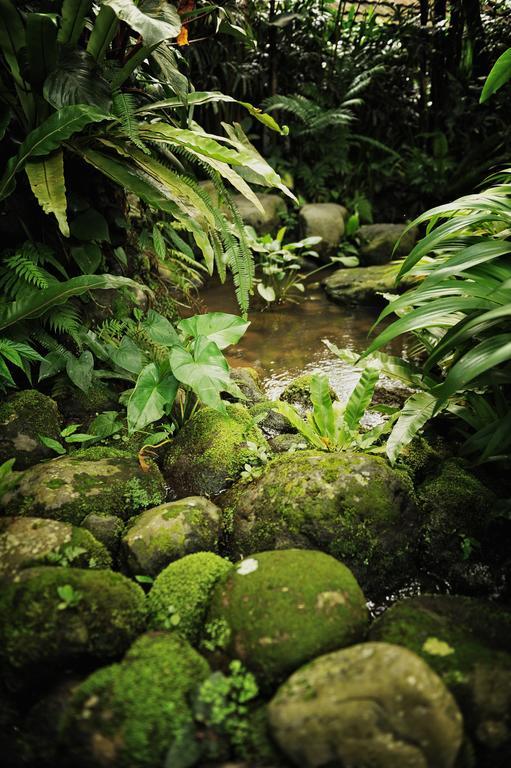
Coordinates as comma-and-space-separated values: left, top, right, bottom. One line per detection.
221, 451, 417, 595
269, 642, 463, 768
416, 460, 496, 588
269, 434, 308, 453
322, 264, 414, 306
249, 400, 296, 437
0, 389, 61, 470
122, 497, 222, 577
205, 549, 368, 688
358, 222, 419, 265
81, 512, 125, 554
280, 374, 337, 410
0, 517, 111, 582
163, 403, 268, 497
227, 367, 266, 406
56, 381, 118, 422
0, 452, 165, 525
0, 567, 146, 679
147, 552, 232, 644
395, 435, 444, 483
370, 595, 511, 761
61, 633, 210, 768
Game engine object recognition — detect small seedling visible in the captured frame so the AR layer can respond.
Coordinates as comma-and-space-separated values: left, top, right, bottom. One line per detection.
56, 584, 83, 610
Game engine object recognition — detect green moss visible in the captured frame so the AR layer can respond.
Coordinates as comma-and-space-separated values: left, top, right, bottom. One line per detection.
61, 633, 210, 768
71, 446, 132, 460
221, 450, 416, 595
0, 389, 62, 468
280, 374, 337, 408
147, 552, 232, 644
206, 549, 368, 688
46, 478, 66, 490
163, 403, 269, 497
395, 436, 442, 482
0, 567, 146, 673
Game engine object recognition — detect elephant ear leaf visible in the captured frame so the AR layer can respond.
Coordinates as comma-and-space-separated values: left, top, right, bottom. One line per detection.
0, 105, 112, 201
103, 0, 181, 46
25, 150, 70, 237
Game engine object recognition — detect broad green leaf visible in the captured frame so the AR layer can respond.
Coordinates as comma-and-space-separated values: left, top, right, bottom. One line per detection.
0, 0, 26, 86
0, 105, 112, 201
88, 411, 124, 438
44, 49, 112, 112
111, 336, 147, 375
39, 350, 69, 381
344, 368, 379, 432
26, 150, 70, 237
103, 0, 180, 46
66, 350, 94, 392
71, 243, 103, 274
38, 434, 66, 455
65, 432, 96, 443
177, 313, 249, 350
257, 283, 276, 302
87, 5, 118, 61
310, 374, 336, 444
128, 362, 178, 433
26, 13, 58, 88
480, 48, 511, 103
59, 0, 93, 46
386, 392, 438, 464
169, 337, 243, 412
435, 334, 511, 400
0, 274, 148, 332
70, 208, 110, 242
143, 310, 181, 347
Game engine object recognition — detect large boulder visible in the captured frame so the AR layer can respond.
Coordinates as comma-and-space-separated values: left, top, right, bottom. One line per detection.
0, 516, 111, 582
147, 552, 233, 644
163, 404, 268, 497
0, 390, 61, 470
122, 497, 222, 577
60, 633, 210, 768
299, 203, 348, 259
0, 447, 165, 526
322, 264, 413, 306
221, 451, 417, 595
234, 193, 287, 235
358, 222, 419, 265
0, 567, 146, 680
268, 642, 464, 768
81, 512, 125, 554
205, 549, 368, 688
370, 595, 511, 762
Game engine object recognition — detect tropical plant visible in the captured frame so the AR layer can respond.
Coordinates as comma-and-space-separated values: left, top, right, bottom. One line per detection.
272, 370, 396, 453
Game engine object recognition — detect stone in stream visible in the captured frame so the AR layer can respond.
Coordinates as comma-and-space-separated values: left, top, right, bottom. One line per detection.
162, 403, 268, 497
268, 642, 464, 768
204, 549, 368, 688
358, 222, 419, 265
221, 451, 417, 595
60, 633, 210, 768
0, 516, 111, 582
370, 594, 511, 762
0, 389, 62, 470
249, 400, 297, 437
226, 366, 266, 406
122, 496, 222, 577
0, 566, 146, 683
322, 263, 414, 305
280, 372, 338, 410
147, 551, 233, 644
0, 447, 165, 525
299, 202, 348, 259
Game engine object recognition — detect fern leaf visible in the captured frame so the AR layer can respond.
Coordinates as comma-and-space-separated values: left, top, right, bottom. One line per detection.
113, 91, 149, 153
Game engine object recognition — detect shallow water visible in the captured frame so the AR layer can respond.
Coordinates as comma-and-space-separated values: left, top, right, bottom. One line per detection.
195, 277, 407, 401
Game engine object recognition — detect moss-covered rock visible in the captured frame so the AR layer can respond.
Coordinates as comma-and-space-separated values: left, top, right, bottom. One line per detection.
0, 389, 62, 470
370, 595, 511, 762
269, 434, 308, 453
147, 552, 233, 644
122, 497, 222, 577
0, 452, 165, 525
227, 367, 266, 406
269, 642, 463, 768
163, 403, 268, 497
0, 517, 111, 581
221, 451, 417, 595
416, 460, 496, 588
358, 222, 419, 265
61, 633, 210, 768
81, 512, 125, 554
205, 549, 368, 688
280, 374, 337, 410
249, 400, 296, 437
395, 435, 444, 483
0, 567, 146, 679
322, 263, 414, 306
56, 381, 118, 422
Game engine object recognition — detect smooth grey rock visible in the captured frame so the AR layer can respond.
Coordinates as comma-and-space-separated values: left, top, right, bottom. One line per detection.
359, 222, 419, 265
300, 203, 348, 259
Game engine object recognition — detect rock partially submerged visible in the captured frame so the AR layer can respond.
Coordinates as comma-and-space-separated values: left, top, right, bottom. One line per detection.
322, 263, 413, 305
269, 642, 463, 768
358, 222, 418, 265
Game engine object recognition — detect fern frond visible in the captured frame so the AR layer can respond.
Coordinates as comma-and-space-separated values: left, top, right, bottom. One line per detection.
113, 91, 149, 154
44, 304, 81, 336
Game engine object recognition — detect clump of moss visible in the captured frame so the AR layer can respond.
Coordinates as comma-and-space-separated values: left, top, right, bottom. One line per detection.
0, 567, 146, 675
147, 552, 232, 644
206, 549, 368, 688
395, 436, 443, 483
61, 633, 210, 768
280, 374, 337, 409
163, 403, 268, 497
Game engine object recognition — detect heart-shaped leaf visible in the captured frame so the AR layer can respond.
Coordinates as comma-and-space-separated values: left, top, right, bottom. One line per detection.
128, 362, 178, 433
178, 312, 249, 350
